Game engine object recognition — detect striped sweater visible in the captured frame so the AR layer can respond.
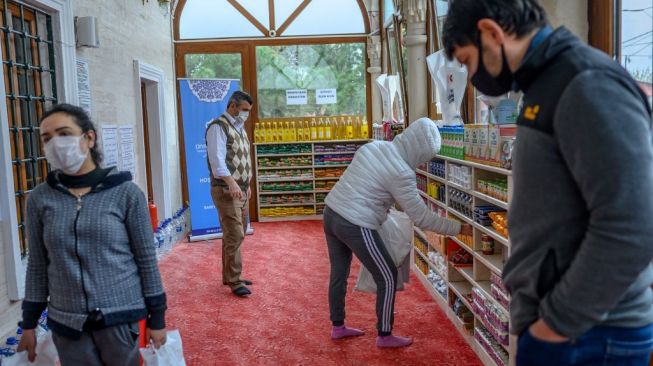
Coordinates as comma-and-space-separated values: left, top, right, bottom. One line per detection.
22, 168, 167, 339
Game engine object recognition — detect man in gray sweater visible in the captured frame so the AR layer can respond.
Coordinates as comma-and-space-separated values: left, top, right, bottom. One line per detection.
443, 1, 653, 365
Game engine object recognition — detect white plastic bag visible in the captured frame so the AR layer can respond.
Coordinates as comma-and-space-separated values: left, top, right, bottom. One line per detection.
139, 330, 186, 366
355, 209, 413, 293
3, 332, 58, 366
426, 49, 468, 125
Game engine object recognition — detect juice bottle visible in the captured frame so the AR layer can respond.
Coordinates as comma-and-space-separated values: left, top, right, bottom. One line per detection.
310, 119, 318, 141
346, 117, 354, 140
324, 118, 333, 140
360, 116, 369, 138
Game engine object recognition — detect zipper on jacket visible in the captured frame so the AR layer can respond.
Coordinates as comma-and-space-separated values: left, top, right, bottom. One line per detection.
72, 193, 91, 312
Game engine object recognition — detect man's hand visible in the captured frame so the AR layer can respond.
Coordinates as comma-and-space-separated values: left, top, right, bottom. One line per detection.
460, 223, 473, 237
528, 318, 569, 343
147, 328, 167, 349
16, 329, 37, 362
247, 187, 252, 200
228, 181, 243, 200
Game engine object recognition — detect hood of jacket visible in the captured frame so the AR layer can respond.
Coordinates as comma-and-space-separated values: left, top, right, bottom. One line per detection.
392, 117, 442, 169
47, 166, 133, 194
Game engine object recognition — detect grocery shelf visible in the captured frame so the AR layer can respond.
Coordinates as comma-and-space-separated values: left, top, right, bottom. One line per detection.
314, 164, 351, 168
258, 165, 314, 170
475, 252, 504, 276
436, 155, 512, 176
313, 151, 358, 155
416, 168, 447, 185
477, 280, 509, 315
449, 181, 473, 194
255, 139, 370, 145
473, 191, 509, 210
257, 153, 313, 157
418, 191, 447, 210
259, 190, 315, 195
258, 215, 322, 222
315, 190, 332, 194
414, 227, 428, 242
258, 177, 314, 182
447, 207, 475, 226
474, 224, 510, 247
314, 176, 343, 180
449, 281, 474, 310
413, 264, 449, 305
259, 202, 316, 208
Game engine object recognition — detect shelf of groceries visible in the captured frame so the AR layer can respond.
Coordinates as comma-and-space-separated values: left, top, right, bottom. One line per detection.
413, 125, 515, 366
254, 134, 370, 222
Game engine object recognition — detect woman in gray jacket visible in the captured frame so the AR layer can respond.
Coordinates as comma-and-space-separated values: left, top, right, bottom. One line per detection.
324, 118, 472, 348
17, 104, 167, 365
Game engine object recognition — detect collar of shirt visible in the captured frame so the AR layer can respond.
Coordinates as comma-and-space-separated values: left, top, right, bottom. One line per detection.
512, 25, 553, 92
224, 112, 245, 131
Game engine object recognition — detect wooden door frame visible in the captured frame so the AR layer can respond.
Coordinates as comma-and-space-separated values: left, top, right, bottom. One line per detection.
588, 0, 617, 57
175, 38, 369, 222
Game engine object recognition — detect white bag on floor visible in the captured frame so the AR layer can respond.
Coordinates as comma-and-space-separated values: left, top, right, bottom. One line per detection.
3, 332, 58, 366
139, 330, 186, 366
355, 209, 413, 293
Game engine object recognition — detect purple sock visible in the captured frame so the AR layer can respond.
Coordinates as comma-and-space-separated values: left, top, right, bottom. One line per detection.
331, 325, 365, 339
376, 335, 413, 348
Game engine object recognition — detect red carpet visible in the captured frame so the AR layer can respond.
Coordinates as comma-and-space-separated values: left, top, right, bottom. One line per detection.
159, 221, 482, 366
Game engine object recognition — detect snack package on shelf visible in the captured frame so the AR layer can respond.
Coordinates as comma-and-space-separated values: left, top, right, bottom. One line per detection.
428, 269, 448, 299
488, 212, 509, 238
260, 206, 315, 218
475, 326, 509, 366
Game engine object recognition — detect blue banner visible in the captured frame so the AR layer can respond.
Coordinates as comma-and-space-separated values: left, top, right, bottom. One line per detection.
179, 79, 240, 239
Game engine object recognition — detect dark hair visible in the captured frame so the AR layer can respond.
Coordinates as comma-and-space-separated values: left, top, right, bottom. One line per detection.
443, 0, 548, 58
41, 103, 103, 166
228, 90, 253, 108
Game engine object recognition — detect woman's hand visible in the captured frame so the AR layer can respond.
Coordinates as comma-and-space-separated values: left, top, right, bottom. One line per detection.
147, 328, 167, 349
16, 329, 37, 362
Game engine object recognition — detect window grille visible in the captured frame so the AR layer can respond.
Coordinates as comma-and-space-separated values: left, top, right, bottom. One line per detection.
1, 0, 57, 256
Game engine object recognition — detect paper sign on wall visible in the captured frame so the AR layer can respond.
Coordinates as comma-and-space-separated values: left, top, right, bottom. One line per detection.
316, 89, 337, 105
286, 89, 308, 105
100, 125, 119, 168
76, 58, 92, 115
118, 126, 136, 177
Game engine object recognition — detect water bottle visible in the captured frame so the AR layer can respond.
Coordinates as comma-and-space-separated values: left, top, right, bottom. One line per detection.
156, 228, 164, 258
164, 220, 173, 254
175, 210, 183, 241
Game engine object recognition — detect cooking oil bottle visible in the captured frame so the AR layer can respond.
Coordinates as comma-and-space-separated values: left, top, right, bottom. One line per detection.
346, 117, 354, 140
324, 118, 333, 140
360, 116, 369, 138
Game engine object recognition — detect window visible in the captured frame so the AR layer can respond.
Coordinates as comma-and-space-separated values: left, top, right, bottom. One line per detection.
619, 0, 652, 103
178, 0, 366, 39
1, 1, 57, 256
185, 53, 242, 83
256, 43, 366, 118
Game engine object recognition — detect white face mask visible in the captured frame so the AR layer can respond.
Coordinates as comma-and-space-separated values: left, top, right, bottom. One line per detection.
44, 135, 89, 175
238, 111, 249, 122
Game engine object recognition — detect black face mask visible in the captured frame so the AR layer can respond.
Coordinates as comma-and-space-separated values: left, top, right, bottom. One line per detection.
471, 41, 513, 96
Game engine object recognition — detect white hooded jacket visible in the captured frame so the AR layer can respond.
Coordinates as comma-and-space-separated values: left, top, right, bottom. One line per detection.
325, 118, 461, 236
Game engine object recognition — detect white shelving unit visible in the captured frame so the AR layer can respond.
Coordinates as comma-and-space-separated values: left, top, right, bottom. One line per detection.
254, 139, 370, 222
413, 155, 515, 366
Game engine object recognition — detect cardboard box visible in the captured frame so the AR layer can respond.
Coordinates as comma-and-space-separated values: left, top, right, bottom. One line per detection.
478, 125, 489, 161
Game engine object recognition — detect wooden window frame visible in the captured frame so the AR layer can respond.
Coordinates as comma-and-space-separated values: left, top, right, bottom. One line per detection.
173, 2, 370, 221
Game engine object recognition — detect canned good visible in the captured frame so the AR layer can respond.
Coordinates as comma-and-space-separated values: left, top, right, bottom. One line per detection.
481, 234, 495, 255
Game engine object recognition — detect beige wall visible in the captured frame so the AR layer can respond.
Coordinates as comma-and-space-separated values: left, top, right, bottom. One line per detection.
541, 0, 589, 42
74, 0, 182, 210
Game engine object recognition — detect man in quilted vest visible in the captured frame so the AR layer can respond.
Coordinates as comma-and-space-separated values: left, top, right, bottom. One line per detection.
206, 91, 254, 297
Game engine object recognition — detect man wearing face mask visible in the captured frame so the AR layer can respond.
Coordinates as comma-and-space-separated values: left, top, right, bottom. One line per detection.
205, 90, 254, 297
443, 1, 653, 365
